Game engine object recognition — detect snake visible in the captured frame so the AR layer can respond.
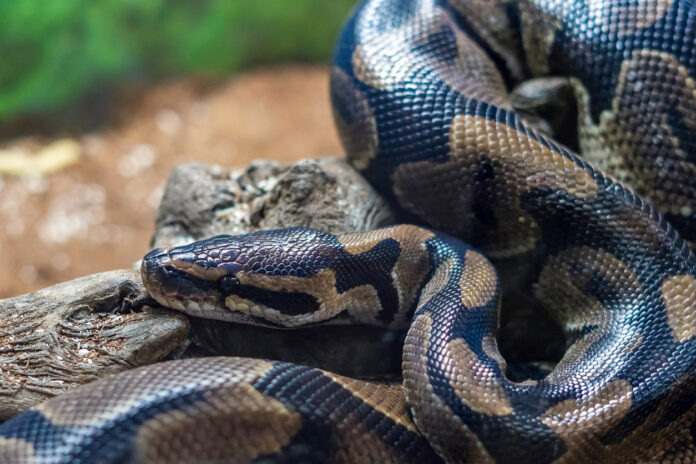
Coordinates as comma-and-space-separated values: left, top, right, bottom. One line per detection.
2, 0, 696, 462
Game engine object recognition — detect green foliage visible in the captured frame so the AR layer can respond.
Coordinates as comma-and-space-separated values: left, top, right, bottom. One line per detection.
0, 0, 356, 118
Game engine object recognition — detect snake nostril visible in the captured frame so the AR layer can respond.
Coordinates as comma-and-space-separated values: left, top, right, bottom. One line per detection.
141, 248, 173, 283
218, 275, 240, 294
144, 247, 170, 264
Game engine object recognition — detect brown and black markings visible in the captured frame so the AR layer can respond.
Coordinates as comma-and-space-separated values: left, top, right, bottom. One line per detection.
332, 1, 696, 460
0, 357, 441, 463
142, 226, 437, 329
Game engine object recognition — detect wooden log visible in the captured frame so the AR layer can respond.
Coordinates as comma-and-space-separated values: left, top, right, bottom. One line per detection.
0, 270, 188, 420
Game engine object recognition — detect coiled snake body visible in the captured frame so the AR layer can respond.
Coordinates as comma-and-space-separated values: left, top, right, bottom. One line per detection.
2, 0, 696, 462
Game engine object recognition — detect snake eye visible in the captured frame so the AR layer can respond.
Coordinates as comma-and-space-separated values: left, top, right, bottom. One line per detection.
218, 275, 240, 294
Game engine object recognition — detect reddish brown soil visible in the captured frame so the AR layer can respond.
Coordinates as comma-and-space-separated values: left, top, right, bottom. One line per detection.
0, 66, 343, 298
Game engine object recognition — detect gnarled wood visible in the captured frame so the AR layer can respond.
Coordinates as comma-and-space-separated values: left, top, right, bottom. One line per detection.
152, 158, 396, 248
0, 270, 188, 420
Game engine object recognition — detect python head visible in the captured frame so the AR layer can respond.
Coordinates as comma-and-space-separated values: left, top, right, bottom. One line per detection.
141, 228, 343, 328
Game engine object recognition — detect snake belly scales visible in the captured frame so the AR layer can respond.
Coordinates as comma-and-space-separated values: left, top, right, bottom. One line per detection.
2, 0, 696, 462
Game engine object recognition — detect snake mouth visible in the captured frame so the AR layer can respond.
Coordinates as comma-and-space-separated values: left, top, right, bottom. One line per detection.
141, 247, 227, 315
140, 229, 348, 328
141, 247, 302, 328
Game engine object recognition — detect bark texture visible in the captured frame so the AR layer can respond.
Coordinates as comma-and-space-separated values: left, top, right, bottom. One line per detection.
0, 270, 188, 420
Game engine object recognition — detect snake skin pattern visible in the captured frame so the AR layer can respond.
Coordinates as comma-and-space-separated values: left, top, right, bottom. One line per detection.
3, 0, 696, 462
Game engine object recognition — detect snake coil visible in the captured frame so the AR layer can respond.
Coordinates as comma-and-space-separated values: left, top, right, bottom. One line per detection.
2, 0, 696, 462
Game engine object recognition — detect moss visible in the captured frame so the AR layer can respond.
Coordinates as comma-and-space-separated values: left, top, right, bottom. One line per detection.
0, 0, 356, 119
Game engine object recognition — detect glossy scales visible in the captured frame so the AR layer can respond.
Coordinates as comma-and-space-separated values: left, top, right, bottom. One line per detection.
2, 0, 696, 463
0, 357, 439, 463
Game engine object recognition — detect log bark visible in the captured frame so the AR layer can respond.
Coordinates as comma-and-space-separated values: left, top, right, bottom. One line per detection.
0, 270, 188, 420
151, 157, 396, 248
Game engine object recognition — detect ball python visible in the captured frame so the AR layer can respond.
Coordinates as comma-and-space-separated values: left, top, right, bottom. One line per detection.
2, 0, 696, 462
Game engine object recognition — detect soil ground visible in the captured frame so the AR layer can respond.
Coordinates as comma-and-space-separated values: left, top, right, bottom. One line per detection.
0, 65, 343, 298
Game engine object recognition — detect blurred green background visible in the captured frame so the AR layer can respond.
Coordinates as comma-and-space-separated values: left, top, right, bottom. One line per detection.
0, 0, 356, 121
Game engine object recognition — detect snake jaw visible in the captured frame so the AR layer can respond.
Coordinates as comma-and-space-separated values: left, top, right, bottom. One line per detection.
141, 228, 432, 328
140, 244, 250, 320
139, 230, 340, 327
141, 246, 229, 315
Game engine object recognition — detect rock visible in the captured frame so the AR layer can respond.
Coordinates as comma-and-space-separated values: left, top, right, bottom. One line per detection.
0, 270, 188, 420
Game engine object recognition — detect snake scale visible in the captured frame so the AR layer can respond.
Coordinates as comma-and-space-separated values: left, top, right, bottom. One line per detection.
2, 0, 696, 462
